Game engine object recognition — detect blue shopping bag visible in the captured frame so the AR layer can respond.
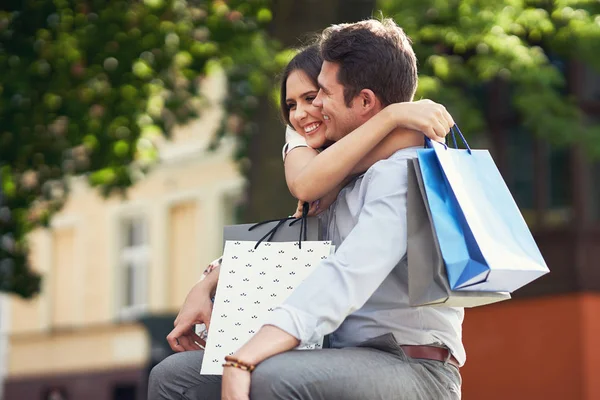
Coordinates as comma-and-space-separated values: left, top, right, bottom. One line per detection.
417, 127, 549, 292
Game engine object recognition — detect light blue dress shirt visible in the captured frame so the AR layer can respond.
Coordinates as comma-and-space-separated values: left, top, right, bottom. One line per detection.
265, 147, 466, 365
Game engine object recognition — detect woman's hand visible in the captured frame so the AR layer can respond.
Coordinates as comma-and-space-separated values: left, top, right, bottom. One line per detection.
292, 182, 343, 218
315, 183, 343, 213
221, 367, 251, 400
386, 99, 455, 142
292, 199, 321, 218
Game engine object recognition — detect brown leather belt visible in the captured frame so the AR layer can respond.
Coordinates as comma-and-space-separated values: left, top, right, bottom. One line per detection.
400, 345, 460, 369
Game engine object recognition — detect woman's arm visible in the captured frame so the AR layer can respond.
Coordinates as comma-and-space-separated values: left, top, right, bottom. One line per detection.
351, 129, 420, 175
285, 100, 454, 202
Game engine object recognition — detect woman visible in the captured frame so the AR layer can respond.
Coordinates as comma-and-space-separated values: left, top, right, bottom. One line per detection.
150, 44, 454, 399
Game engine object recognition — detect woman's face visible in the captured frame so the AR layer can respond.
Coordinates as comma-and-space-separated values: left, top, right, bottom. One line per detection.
285, 69, 328, 149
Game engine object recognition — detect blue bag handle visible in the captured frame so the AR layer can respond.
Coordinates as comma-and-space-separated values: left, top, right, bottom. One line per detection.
425, 125, 472, 154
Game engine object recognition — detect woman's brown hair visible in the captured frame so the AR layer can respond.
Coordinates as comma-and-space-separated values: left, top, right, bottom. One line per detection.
279, 44, 323, 127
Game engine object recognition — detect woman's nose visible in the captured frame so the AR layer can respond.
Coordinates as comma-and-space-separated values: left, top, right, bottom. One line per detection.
296, 103, 308, 119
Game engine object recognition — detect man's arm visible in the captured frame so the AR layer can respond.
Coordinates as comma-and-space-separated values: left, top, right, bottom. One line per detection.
231, 156, 411, 361
222, 158, 411, 399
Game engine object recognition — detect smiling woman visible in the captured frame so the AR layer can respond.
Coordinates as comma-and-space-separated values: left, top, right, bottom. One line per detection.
280, 45, 329, 150
285, 69, 328, 149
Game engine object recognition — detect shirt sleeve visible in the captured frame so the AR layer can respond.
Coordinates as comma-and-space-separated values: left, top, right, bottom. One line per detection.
282, 126, 309, 161
263, 158, 411, 344
285, 126, 304, 142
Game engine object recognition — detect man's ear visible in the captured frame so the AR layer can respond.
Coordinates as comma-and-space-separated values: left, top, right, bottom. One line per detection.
356, 89, 381, 115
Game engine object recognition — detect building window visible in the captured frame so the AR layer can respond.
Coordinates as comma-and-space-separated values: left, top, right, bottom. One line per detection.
505, 125, 535, 211
547, 147, 571, 207
118, 217, 149, 320
504, 125, 573, 228
591, 161, 600, 222
586, 116, 600, 223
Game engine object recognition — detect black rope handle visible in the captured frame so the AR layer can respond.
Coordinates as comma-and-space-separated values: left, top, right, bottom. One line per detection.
288, 202, 309, 249
249, 217, 294, 250
249, 202, 310, 249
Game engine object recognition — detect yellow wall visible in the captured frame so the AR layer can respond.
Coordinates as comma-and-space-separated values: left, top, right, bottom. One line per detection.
9, 324, 149, 378
6, 70, 246, 377
169, 201, 200, 308
52, 228, 76, 327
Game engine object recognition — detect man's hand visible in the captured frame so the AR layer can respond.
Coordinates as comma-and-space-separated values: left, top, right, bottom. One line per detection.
221, 367, 251, 400
387, 99, 455, 142
166, 281, 213, 352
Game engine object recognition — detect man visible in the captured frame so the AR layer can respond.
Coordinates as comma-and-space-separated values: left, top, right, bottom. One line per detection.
149, 19, 463, 400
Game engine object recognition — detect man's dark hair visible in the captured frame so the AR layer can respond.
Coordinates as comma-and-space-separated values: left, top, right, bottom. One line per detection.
320, 18, 418, 107
279, 44, 323, 127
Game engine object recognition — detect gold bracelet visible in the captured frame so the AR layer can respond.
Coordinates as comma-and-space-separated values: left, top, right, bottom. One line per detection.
223, 356, 256, 372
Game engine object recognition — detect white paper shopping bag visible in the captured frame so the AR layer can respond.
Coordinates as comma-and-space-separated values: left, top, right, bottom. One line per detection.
201, 240, 333, 375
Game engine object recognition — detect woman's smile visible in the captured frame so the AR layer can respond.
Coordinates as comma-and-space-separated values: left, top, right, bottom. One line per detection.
303, 121, 322, 136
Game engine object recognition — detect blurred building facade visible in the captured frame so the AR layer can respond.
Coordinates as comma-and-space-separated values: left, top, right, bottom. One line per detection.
3, 71, 244, 400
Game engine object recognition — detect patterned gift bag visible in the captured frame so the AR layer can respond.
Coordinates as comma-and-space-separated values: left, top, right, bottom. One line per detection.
201, 240, 333, 375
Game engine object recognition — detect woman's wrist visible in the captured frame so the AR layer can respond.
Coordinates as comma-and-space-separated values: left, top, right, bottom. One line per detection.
382, 102, 404, 131
198, 269, 219, 296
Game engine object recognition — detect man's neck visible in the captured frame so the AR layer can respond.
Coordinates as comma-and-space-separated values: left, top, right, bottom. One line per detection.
386, 127, 425, 150
363, 107, 425, 148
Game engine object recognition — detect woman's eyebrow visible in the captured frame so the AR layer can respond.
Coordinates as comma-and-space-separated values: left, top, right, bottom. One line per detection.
299, 90, 317, 97
287, 90, 317, 102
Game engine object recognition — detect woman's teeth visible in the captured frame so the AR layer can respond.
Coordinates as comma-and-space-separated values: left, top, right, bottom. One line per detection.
304, 122, 321, 134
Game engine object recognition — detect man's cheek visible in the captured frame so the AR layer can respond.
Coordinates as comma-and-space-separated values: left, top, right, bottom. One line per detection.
319, 100, 326, 114
322, 103, 332, 119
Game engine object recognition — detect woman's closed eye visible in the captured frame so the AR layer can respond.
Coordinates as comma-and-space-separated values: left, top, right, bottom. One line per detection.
286, 102, 296, 110
305, 95, 316, 103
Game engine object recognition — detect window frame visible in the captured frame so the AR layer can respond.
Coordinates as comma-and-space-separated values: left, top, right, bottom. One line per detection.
113, 212, 151, 321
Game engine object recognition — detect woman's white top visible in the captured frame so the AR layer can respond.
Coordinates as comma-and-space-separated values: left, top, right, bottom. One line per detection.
282, 126, 310, 161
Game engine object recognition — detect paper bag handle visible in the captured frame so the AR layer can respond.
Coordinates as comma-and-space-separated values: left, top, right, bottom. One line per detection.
248, 202, 310, 250
426, 125, 472, 154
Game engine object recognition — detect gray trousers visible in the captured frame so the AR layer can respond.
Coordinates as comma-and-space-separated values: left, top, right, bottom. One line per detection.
148, 333, 461, 400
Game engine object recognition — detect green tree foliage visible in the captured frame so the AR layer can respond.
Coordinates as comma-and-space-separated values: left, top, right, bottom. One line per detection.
0, 0, 279, 298
380, 0, 600, 146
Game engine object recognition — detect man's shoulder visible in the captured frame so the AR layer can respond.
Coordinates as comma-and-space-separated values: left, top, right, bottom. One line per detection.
366, 146, 420, 176
356, 146, 421, 199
